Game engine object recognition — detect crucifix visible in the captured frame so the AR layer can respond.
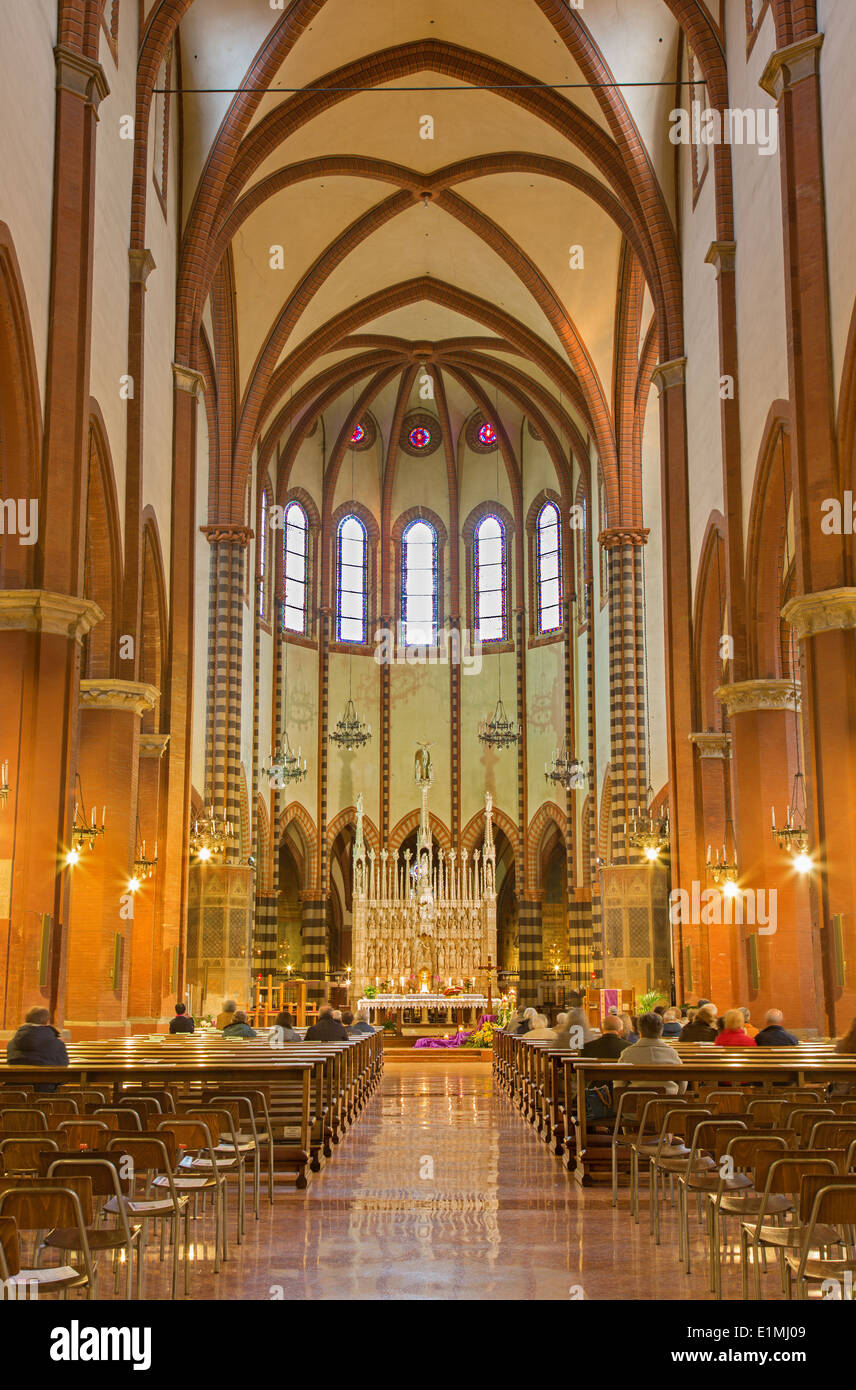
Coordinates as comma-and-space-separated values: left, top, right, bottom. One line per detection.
474, 954, 497, 1014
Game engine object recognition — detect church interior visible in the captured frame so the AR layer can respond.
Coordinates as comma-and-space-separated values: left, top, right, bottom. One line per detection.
2, 0, 856, 1318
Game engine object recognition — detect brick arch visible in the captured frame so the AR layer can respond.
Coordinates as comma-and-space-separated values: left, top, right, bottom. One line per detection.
82, 404, 123, 681
140, 510, 168, 734
598, 766, 613, 865
692, 513, 728, 731
327, 805, 380, 856
525, 489, 563, 535
580, 794, 592, 891
389, 809, 452, 853
0, 222, 42, 587
837, 290, 856, 574
745, 401, 794, 678
239, 764, 251, 861
461, 804, 518, 854
525, 801, 567, 893
256, 794, 271, 892
277, 800, 318, 888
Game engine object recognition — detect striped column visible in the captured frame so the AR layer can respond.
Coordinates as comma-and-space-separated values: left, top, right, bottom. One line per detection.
586, 578, 603, 988
300, 891, 328, 1003
201, 525, 252, 857
518, 894, 544, 1003
602, 529, 649, 867
564, 592, 589, 987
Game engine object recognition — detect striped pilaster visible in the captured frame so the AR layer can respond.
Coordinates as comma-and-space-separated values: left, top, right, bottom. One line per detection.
515, 608, 527, 907
380, 612, 391, 844
518, 895, 543, 1002
603, 530, 649, 868
317, 609, 330, 892
586, 578, 603, 986
202, 527, 252, 859
563, 593, 586, 986
300, 892, 328, 1001
449, 614, 461, 843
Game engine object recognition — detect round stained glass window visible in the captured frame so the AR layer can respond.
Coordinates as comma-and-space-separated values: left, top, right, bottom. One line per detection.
409, 426, 431, 450
350, 423, 365, 445
478, 421, 497, 447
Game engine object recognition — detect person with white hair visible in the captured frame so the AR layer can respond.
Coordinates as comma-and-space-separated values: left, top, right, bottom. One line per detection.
348, 1007, 375, 1036
754, 1009, 799, 1046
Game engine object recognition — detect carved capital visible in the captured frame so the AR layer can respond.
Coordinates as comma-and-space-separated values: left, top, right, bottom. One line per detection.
760, 33, 823, 101
651, 357, 687, 395
200, 524, 254, 548
172, 362, 206, 399
80, 679, 160, 718
139, 732, 171, 759
705, 241, 737, 277
781, 587, 856, 639
0, 590, 103, 642
715, 679, 800, 716
598, 526, 650, 550
129, 249, 156, 287
689, 731, 731, 759
54, 46, 110, 111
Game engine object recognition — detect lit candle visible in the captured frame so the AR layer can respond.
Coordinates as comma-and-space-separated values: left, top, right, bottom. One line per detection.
91, 805, 96, 827
101, 806, 106, 830
706, 844, 711, 864
771, 805, 775, 830
153, 840, 157, 859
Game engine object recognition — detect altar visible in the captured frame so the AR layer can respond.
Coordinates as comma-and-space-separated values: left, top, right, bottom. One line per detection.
356, 993, 490, 1030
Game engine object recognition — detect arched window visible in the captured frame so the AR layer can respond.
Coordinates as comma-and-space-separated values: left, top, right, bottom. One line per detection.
475, 515, 506, 643
258, 489, 269, 620
283, 502, 307, 634
536, 501, 561, 634
401, 519, 437, 646
337, 514, 367, 643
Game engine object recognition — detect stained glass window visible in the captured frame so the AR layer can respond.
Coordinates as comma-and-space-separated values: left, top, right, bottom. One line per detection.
337, 514, 367, 643
350, 423, 365, 445
475, 514, 506, 643
409, 426, 431, 450
401, 519, 437, 646
478, 421, 497, 447
283, 502, 307, 634
536, 501, 562, 633
258, 489, 269, 620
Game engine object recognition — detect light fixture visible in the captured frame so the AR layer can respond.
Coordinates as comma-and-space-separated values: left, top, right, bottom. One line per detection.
70, 774, 106, 854
722, 877, 740, 899
546, 739, 586, 791
265, 729, 307, 786
0, 759, 8, 808
330, 695, 372, 751
478, 695, 520, 750
706, 841, 739, 891
626, 788, 670, 862
771, 430, 811, 872
189, 805, 231, 861
65, 846, 81, 868
793, 851, 812, 875
133, 817, 157, 880
127, 876, 141, 894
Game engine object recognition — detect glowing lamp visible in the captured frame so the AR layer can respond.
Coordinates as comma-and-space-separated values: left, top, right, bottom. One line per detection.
65, 847, 81, 867
793, 852, 812, 875
197, 845, 212, 863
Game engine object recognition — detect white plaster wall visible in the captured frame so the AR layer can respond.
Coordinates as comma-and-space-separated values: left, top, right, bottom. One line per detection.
818, 0, 856, 396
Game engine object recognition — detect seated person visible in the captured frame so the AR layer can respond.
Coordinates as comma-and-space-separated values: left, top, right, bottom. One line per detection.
346, 1009, 374, 1037
582, 1014, 629, 1059
222, 1009, 257, 1039
618, 1011, 685, 1094
305, 1004, 349, 1041
272, 1009, 301, 1041
754, 1009, 799, 1046
6, 1006, 69, 1093
215, 999, 237, 1030
661, 1007, 683, 1039
680, 1003, 719, 1042
715, 1008, 758, 1046
739, 1006, 759, 1038
169, 1002, 195, 1034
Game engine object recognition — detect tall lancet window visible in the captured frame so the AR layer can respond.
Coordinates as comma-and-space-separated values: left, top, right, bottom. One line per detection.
475, 514, 507, 643
283, 501, 307, 634
337, 514, 367, 643
536, 501, 562, 633
401, 519, 437, 646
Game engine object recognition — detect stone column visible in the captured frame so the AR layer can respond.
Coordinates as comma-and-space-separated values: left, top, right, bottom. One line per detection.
300, 890, 328, 1003
715, 679, 819, 1029
200, 523, 252, 856
687, 732, 734, 1006
127, 732, 170, 1029
517, 891, 544, 1003
65, 679, 159, 1039
600, 527, 650, 864
0, 593, 102, 1027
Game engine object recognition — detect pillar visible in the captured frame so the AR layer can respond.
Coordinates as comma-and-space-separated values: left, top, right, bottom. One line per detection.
300, 890, 328, 1002
127, 732, 170, 1029
517, 891, 543, 1003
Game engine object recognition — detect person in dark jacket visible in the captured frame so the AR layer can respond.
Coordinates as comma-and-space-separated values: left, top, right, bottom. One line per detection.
581, 1015, 630, 1059
754, 1009, 799, 1046
169, 1002, 195, 1034
680, 1003, 719, 1042
6, 1007, 69, 1092
273, 1009, 301, 1041
304, 1005, 349, 1041
661, 1008, 683, 1039
222, 1010, 257, 1039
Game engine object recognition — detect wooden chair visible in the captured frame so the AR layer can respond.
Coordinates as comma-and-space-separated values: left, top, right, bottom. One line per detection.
647, 1109, 715, 1247
739, 1154, 844, 1299
155, 1119, 227, 1274
56, 1119, 112, 1151
672, 1121, 747, 1273
106, 1135, 191, 1299
702, 1135, 790, 1299
626, 1097, 691, 1224
0, 1182, 95, 1298
45, 1157, 142, 1299
189, 1099, 259, 1228
205, 1092, 267, 1214
93, 1107, 143, 1133
1, 1108, 47, 1133
784, 1176, 856, 1299
787, 1107, 835, 1144
0, 1136, 61, 1176
808, 1120, 856, 1151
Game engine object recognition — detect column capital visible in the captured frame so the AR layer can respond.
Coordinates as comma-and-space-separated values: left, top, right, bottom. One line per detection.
689, 731, 731, 759
781, 587, 856, 639
650, 357, 687, 395
760, 33, 823, 101
172, 362, 206, 398
0, 590, 103, 641
598, 526, 649, 550
200, 524, 254, 547
54, 45, 110, 111
715, 678, 800, 716
139, 732, 171, 759
705, 241, 737, 277
80, 679, 160, 717
129, 249, 156, 287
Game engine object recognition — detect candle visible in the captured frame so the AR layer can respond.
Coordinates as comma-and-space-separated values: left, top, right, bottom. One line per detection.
706, 844, 711, 863
771, 805, 776, 829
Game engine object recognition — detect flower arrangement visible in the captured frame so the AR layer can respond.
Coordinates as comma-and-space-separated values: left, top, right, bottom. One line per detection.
465, 1015, 497, 1049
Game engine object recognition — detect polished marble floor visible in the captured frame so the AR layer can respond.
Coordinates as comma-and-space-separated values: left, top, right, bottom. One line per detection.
84, 1063, 791, 1301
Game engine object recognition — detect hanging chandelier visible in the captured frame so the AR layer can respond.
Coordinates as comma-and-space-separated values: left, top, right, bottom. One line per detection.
330, 697, 371, 751
266, 730, 307, 786
133, 821, 158, 882
66, 774, 106, 864
189, 805, 231, 862
545, 739, 586, 791
0, 758, 8, 808
706, 846, 739, 894
478, 696, 519, 750
626, 788, 670, 862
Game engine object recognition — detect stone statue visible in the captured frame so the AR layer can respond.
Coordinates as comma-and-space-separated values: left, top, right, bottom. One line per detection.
414, 741, 434, 785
